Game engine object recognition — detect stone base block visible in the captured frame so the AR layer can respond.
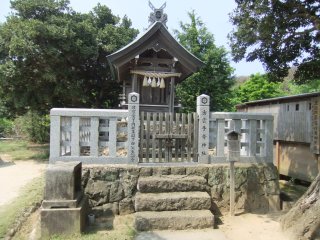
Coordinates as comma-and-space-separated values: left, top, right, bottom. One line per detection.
135, 210, 214, 231
268, 195, 280, 212
138, 175, 208, 193
135, 192, 211, 211
41, 196, 88, 238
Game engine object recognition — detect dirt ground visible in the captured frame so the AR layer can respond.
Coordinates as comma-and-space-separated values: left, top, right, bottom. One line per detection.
0, 156, 47, 206
136, 212, 291, 240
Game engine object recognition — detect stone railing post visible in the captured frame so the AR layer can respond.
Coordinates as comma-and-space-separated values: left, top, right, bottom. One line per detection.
127, 92, 140, 164
197, 94, 210, 163
49, 114, 61, 163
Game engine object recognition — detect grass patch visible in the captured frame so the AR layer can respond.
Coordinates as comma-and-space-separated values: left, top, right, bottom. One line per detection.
0, 140, 49, 161
0, 176, 44, 238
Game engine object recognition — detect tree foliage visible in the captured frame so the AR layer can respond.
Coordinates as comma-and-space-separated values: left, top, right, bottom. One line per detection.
234, 73, 283, 104
0, 0, 138, 114
229, 0, 320, 82
175, 11, 235, 112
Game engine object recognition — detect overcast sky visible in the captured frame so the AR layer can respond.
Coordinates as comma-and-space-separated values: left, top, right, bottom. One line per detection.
0, 0, 265, 76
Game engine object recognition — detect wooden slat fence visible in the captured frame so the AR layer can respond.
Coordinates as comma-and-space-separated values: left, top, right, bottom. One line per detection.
139, 112, 198, 163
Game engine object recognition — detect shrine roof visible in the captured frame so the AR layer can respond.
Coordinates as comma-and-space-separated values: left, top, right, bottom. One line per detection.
107, 21, 204, 81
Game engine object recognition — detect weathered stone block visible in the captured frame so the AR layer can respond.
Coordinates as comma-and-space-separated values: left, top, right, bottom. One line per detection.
90, 167, 119, 182
264, 180, 280, 195
119, 198, 135, 215
85, 180, 109, 207
268, 195, 280, 212
170, 167, 186, 175
208, 166, 228, 186
135, 192, 211, 211
152, 167, 170, 176
263, 165, 279, 181
92, 202, 119, 217
121, 176, 138, 198
44, 162, 82, 201
41, 196, 88, 238
109, 181, 124, 202
186, 166, 208, 179
138, 175, 208, 193
139, 167, 153, 176
135, 210, 214, 231
210, 185, 223, 200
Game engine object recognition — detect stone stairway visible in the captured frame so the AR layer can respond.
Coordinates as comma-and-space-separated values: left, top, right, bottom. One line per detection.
134, 175, 215, 231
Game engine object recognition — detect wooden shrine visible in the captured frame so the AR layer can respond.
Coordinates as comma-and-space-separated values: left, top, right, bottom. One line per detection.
107, 3, 204, 113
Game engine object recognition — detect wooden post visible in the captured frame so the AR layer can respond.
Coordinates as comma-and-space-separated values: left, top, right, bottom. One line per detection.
132, 73, 138, 92
127, 92, 140, 164
230, 161, 235, 216
169, 77, 175, 113
226, 130, 241, 216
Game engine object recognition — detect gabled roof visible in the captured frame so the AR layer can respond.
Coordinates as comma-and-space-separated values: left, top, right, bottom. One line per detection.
107, 21, 204, 81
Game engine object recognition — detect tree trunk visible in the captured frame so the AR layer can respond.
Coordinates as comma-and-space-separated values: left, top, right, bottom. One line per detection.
280, 173, 320, 240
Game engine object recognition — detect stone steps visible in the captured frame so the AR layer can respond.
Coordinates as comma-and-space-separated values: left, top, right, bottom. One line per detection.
134, 174, 215, 231
135, 210, 214, 231
135, 191, 211, 212
137, 175, 208, 193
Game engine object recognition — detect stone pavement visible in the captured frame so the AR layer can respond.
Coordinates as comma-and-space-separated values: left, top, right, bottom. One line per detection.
135, 229, 229, 240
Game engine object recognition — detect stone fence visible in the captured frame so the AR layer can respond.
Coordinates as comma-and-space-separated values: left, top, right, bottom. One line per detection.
49, 93, 273, 164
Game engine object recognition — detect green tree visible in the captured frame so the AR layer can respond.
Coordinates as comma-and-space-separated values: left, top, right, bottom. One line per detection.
0, 0, 138, 114
229, 0, 320, 82
175, 11, 235, 112
234, 73, 283, 104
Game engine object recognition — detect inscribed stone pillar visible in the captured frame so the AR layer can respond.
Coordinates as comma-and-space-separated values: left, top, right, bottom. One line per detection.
127, 92, 140, 164
197, 94, 210, 163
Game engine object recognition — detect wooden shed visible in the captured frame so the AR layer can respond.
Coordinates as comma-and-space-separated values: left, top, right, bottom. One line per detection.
107, 8, 203, 113
237, 92, 320, 182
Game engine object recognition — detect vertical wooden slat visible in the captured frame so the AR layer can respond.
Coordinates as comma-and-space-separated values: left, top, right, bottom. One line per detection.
50, 115, 61, 160
152, 113, 157, 162
108, 117, 117, 157
165, 112, 170, 162
175, 113, 180, 162
249, 119, 257, 156
90, 117, 99, 157
159, 112, 163, 162
168, 112, 173, 161
71, 117, 80, 156
187, 113, 192, 161
216, 119, 225, 157
146, 112, 151, 162
181, 113, 186, 161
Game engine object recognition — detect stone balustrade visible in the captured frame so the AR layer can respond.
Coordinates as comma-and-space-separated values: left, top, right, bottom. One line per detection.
49, 94, 273, 164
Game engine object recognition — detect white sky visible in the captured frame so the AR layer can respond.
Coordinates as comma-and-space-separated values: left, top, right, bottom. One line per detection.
0, 0, 265, 76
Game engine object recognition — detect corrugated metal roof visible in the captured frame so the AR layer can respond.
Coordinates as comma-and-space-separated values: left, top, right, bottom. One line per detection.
236, 92, 320, 108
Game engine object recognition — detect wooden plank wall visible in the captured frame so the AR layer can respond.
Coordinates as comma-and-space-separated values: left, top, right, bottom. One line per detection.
245, 100, 312, 143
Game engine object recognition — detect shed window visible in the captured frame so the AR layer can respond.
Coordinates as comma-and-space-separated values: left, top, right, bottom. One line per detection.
295, 104, 299, 111
287, 105, 290, 111
309, 103, 312, 110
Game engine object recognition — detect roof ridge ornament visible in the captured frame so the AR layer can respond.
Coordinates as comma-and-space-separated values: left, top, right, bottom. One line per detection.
148, 1, 168, 27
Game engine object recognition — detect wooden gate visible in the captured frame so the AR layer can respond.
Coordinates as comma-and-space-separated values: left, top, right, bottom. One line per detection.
139, 112, 198, 163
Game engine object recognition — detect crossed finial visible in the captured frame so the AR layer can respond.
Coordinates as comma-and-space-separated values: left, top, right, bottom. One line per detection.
148, 1, 168, 27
